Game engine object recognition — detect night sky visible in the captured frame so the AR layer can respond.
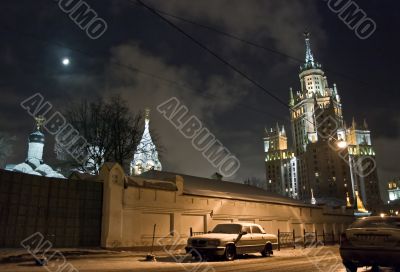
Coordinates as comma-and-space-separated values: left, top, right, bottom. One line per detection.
0, 0, 399, 200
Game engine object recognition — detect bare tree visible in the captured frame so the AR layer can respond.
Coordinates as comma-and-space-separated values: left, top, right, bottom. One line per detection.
0, 133, 16, 168
55, 94, 162, 175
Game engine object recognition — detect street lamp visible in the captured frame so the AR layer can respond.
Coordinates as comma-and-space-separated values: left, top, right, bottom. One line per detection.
337, 140, 355, 197
337, 140, 348, 149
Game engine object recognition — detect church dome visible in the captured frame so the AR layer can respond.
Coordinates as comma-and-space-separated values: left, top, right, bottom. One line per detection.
29, 130, 45, 144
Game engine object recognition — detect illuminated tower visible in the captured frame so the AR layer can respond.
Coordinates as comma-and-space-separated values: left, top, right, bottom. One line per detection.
264, 123, 298, 198
290, 33, 350, 203
265, 33, 381, 210
346, 118, 381, 211
130, 109, 162, 176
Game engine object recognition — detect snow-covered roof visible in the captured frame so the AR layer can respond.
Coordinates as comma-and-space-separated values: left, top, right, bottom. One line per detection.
26, 158, 42, 169
140, 170, 316, 208
5, 123, 65, 179
12, 162, 40, 175
9, 161, 65, 179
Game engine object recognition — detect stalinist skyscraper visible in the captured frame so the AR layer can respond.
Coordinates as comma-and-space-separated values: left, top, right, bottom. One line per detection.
265, 33, 381, 212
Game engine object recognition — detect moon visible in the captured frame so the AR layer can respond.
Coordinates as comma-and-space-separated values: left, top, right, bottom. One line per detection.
62, 58, 70, 66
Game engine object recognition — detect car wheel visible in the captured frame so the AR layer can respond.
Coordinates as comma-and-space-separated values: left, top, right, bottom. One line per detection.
191, 252, 201, 261
261, 243, 273, 257
343, 262, 357, 272
224, 244, 236, 261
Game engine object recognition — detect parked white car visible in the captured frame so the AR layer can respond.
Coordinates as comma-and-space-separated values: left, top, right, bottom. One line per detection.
185, 223, 278, 260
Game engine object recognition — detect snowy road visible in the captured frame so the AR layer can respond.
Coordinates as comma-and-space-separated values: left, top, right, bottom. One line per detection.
0, 246, 394, 272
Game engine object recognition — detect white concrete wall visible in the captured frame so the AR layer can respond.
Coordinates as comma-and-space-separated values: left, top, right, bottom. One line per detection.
99, 164, 355, 248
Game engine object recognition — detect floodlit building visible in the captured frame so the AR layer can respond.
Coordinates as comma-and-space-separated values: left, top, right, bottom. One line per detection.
130, 108, 162, 176
5, 116, 65, 179
388, 178, 400, 201
264, 123, 298, 198
265, 33, 381, 212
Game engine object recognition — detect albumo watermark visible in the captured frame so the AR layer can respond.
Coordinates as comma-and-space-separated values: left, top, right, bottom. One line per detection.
21, 93, 90, 167
314, 110, 377, 178
157, 97, 240, 178
21, 232, 78, 272
53, 0, 108, 40
157, 231, 215, 272
323, 0, 376, 40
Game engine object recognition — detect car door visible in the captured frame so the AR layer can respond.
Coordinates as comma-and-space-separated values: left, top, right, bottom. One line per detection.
251, 225, 266, 252
236, 225, 252, 254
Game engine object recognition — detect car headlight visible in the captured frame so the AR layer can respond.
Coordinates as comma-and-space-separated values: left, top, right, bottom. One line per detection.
207, 239, 220, 246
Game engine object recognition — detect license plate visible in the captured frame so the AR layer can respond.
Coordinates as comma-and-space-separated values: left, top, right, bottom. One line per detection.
355, 234, 389, 242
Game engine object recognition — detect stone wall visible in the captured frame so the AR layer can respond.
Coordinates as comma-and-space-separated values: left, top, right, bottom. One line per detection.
99, 164, 355, 249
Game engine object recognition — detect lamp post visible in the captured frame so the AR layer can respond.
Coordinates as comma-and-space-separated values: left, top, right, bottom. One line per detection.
337, 140, 371, 216
337, 140, 356, 199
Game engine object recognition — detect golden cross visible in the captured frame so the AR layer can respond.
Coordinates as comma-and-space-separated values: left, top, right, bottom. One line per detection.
35, 115, 46, 130
144, 108, 150, 120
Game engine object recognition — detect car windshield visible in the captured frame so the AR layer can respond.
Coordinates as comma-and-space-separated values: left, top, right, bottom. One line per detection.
211, 224, 242, 234
350, 217, 400, 229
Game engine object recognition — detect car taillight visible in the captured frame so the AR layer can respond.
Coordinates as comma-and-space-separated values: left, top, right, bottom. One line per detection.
340, 232, 350, 246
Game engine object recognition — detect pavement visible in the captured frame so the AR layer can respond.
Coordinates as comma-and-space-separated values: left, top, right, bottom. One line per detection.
0, 248, 150, 263
0, 246, 395, 272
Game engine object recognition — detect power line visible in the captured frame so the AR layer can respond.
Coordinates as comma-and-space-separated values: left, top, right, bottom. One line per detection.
129, 0, 371, 88
134, 0, 341, 141
135, 0, 289, 110
0, 22, 286, 122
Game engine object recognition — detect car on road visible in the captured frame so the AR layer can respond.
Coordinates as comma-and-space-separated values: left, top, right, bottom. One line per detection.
185, 223, 278, 261
340, 216, 400, 272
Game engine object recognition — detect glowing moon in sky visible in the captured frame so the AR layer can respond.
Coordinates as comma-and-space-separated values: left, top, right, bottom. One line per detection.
62, 58, 70, 66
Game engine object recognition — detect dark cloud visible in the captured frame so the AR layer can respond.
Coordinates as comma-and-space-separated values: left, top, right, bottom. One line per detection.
0, 0, 399, 190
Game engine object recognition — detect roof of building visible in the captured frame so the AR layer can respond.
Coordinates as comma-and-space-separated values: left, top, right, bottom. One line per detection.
69, 171, 100, 182
139, 170, 316, 208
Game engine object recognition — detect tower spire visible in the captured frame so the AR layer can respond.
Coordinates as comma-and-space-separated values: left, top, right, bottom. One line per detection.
352, 117, 356, 129
304, 32, 315, 67
130, 108, 162, 176
311, 188, 317, 205
289, 87, 294, 106
281, 125, 286, 137
363, 119, 368, 130
346, 192, 351, 208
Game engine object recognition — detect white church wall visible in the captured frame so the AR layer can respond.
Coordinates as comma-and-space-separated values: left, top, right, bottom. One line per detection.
100, 163, 355, 248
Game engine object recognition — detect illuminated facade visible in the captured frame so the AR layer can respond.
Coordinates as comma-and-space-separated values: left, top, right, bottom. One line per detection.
265, 33, 381, 211
130, 109, 162, 176
346, 119, 381, 209
264, 123, 298, 198
387, 178, 400, 201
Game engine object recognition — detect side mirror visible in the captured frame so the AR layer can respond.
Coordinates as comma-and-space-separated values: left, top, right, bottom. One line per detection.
241, 231, 248, 235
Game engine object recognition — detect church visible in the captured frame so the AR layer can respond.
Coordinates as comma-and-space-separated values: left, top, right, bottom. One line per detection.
5, 116, 65, 179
